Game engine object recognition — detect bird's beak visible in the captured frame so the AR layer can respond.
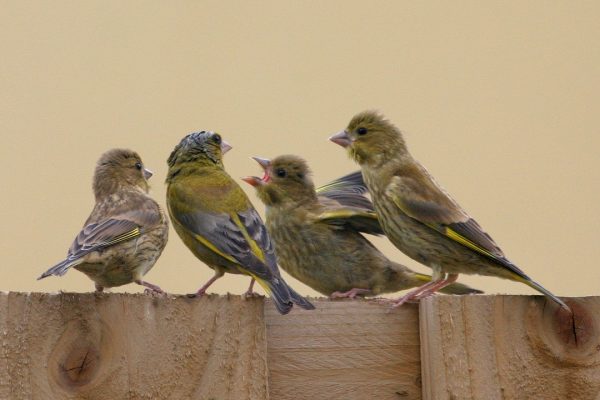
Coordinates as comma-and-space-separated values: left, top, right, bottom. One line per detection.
221, 140, 233, 155
251, 156, 271, 182
329, 130, 353, 148
241, 176, 264, 187
143, 168, 153, 180
251, 156, 271, 170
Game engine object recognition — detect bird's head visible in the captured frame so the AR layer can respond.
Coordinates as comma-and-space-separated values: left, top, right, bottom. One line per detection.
329, 110, 407, 166
242, 155, 316, 207
93, 148, 152, 198
167, 131, 232, 171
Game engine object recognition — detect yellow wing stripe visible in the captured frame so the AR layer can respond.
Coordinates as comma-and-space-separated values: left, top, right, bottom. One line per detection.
103, 228, 141, 246
318, 209, 378, 221
414, 273, 433, 283
445, 227, 496, 259
193, 233, 238, 264
231, 214, 266, 263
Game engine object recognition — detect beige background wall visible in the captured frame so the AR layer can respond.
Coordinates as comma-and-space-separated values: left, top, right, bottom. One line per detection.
1, 2, 598, 298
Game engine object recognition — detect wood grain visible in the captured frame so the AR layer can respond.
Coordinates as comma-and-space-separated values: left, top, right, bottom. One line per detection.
419, 295, 600, 400
265, 298, 422, 400
0, 292, 268, 400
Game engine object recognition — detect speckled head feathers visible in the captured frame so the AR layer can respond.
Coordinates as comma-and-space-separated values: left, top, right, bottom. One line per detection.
93, 148, 149, 198
167, 131, 231, 168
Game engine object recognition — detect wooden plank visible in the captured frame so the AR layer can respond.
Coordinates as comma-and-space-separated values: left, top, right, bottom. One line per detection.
419, 295, 600, 400
0, 292, 268, 400
265, 299, 422, 400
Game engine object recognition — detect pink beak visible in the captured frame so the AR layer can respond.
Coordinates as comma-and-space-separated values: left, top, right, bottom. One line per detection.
329, 130, 353, 148
220, 140, 232, 154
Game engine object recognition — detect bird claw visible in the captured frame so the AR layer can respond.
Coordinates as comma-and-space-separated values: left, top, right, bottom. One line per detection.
144, 288, 165, 296
330, 288, 371, 300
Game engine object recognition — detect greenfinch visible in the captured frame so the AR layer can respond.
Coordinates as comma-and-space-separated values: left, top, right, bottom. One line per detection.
243, 155, 482, 298
330, 111, 569, 310
165, 131, 314, 314
38, 149, 169, 293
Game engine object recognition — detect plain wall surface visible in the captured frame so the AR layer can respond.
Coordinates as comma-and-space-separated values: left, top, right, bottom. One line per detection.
1, 1, 598, 298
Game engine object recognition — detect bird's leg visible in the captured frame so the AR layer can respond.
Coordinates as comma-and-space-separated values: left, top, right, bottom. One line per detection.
95, 283, 104, 292
189, 271, 224, 297
135, 279, 164, 294
386, 279, 441, 307
411, 274, 459, 300
391, 273, 459, 308
243, 278, 257, 297
411, 273, 459, 301
330, 288, 372, 299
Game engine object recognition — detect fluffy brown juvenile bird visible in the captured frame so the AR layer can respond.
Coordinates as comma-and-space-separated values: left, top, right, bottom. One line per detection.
243, 155, 482, 298
165, 131, 314, 314
330, 111, 569, 310
38, 149, 169, 292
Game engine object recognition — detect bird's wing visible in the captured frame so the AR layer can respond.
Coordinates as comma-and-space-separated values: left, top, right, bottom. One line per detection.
67, 218, 143, 259
316, 171, 374, 210
314, 207, 384, 236
385, 166, 528, 276
170, 201, 276, 280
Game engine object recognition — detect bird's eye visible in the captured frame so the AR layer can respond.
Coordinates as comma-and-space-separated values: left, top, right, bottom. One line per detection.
135, 162, 143, 170
276, 168, 287, 178
212, 134, 222, 144
357, 127, 368, 135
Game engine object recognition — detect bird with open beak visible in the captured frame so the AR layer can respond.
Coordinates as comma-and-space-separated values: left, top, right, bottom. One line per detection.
243, 154, 482, 299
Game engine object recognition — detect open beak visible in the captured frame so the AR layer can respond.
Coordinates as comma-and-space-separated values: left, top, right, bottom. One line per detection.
251, 156, 272, 183
220, 140, 232, 155
329, 130, 353, 148
241, 176, 264, 187
143, 168, 153, 180
251, 156, 271, 170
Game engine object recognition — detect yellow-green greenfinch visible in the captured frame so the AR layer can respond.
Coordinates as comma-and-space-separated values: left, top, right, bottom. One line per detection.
330, 111, 569, 310
38, 149, 169, 292
243, 155, 482, 298
165, 131, 314, 314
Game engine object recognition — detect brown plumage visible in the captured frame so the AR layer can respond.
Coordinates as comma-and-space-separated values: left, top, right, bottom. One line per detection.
38, 149, 169, 292
330, 111, 569, 310
244, 155, 482, 298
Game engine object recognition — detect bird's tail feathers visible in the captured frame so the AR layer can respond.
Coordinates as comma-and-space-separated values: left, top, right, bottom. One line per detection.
254, 276, 294, 315
37, 257, 80, 280
287, 285, 315, 310
517, 276, 570, 311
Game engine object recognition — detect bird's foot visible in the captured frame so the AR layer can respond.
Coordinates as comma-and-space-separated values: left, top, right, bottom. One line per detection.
135, 279, 165, 295
330, 288, 371, 299
390, 293, 422, 308
187, 289, 206, 298
242, 279, 260, 298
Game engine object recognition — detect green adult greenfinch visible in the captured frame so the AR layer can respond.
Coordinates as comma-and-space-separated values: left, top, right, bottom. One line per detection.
243, 154, 481, 298
38, 149, 169, 293
330, 111, 569, 311
166, 131, 314, 314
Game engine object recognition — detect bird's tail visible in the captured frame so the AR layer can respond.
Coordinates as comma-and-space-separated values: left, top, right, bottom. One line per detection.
518, 277, 570, 311
413, 273, 483, 295
287, 285, 315, 310
254, 276, 294, 314
37, 257, 80, 280
254, 275, 314, 314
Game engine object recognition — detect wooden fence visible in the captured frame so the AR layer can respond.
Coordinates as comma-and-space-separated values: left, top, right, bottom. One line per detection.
0, 293, 597, 399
